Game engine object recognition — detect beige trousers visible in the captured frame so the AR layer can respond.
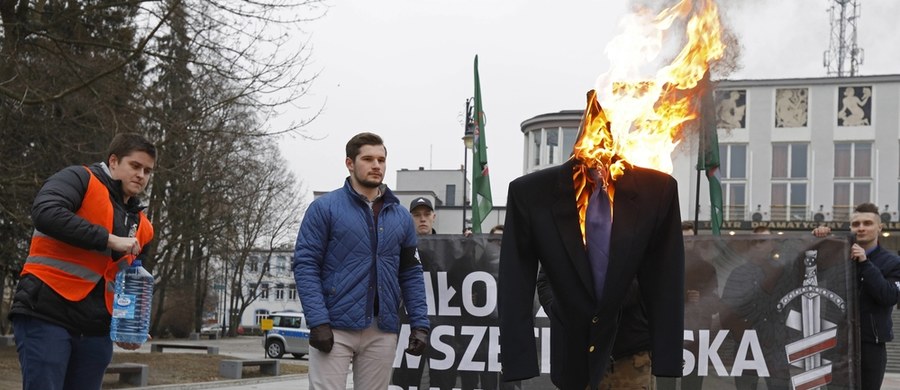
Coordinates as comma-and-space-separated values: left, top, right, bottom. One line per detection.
308, 320, 399, 390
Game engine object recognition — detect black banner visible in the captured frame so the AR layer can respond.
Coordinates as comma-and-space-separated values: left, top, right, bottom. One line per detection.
391, 234, 858, 390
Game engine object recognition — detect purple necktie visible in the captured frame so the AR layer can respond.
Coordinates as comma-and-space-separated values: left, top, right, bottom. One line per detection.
586, 181, 612, 302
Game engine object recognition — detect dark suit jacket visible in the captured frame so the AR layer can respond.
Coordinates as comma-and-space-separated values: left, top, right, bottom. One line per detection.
498, 159, 685, 389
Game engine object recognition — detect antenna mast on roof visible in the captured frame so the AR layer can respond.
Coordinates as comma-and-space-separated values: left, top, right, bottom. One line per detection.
824, 0, 864, 77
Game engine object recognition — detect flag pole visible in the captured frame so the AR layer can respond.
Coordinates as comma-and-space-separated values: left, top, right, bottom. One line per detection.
693, 106, 703, 235
694, 74, 705, 236
462, 98, 474, 231
694, 157, 702, 235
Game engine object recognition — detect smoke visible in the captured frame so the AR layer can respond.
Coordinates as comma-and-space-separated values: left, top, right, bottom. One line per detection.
622, 0, 743, 79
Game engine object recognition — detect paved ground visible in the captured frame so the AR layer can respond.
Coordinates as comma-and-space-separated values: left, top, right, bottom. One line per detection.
123, 335, 303, 362
118, 336, 320, 389
126, 337, 900, 389
141, 372, 900, 390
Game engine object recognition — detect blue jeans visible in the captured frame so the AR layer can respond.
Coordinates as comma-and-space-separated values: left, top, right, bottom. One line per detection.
13, 316, 113, 390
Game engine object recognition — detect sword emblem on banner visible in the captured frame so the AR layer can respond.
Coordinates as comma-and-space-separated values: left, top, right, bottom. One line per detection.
776, 250, 846, 390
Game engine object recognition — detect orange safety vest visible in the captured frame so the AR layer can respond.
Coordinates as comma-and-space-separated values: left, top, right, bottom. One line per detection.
21, 166, 154, 314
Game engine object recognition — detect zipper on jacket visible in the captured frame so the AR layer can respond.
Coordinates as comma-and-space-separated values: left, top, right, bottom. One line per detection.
871, 313, 880, 343
365, 199, 378, 321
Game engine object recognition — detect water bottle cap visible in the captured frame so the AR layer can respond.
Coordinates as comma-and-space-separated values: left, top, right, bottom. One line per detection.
132, 259, 142, 267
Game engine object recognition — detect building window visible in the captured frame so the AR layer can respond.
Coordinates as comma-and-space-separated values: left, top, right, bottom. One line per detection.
562, 128, 578, 159
532, 130, 542, 167
288, 284, 297, 300
771, 143, 808, 220
275, 283, 285, 300
446, 184, 456, 206
718, 144, 747, 220
254, 309, 269, 325
260, 283, 269, 300
547, 129, 559, 165
249, 256, 258, 273
833, 142, 872, 220
276, 256, 286, 274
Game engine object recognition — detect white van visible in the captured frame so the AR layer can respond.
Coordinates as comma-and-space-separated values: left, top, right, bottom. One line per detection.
263, 311, 310, 358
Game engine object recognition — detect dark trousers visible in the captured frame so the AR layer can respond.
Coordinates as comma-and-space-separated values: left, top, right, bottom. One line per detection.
391, 358, 459, 390
861, 341, 886, 390
13, 316, 113, 390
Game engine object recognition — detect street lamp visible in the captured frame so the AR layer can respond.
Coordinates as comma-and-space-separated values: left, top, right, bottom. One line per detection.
462, 98, 475, 232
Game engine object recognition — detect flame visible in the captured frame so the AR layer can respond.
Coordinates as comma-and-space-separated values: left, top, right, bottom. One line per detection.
572, 0, 725, 241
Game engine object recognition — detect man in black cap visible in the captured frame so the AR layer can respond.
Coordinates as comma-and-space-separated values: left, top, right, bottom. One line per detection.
394, 196, 460, 389
409, 197, 437, 236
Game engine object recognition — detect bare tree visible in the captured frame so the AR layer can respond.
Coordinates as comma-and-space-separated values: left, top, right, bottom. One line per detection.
212, 143, 306, 336
0, 0, 322, 335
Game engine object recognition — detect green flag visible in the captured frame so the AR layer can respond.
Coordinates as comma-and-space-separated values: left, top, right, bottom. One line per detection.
698, 71, 723, 235
471, 55, 493, 233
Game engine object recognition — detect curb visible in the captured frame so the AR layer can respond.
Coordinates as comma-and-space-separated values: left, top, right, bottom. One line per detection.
137, 374, 307, 389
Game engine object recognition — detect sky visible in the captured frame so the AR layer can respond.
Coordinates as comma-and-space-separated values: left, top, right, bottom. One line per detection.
278, 0, 900, 207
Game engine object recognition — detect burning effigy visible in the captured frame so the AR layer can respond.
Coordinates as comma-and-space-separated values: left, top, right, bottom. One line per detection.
571, 0, 726, 240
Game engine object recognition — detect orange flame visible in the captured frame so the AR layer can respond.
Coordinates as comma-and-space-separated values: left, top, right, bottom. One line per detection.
572, 0, 725, 241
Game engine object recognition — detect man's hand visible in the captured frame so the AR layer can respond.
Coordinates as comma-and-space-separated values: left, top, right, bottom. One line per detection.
812, 226, 831, 237
116, 342, 141, 350
309, 324, 334, 353
686, 289, 700, 303
850, 243, 868, 263
116, 334, 151, 350
405, 328, 429, 356
108, 234, 140, 255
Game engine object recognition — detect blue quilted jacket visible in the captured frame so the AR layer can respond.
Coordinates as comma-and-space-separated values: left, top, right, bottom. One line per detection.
293, 179, 430, 333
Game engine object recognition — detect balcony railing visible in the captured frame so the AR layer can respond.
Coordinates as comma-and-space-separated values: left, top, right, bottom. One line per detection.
725, 205, 747, 221
770, 205, 808, 221
832, 205, 852, 221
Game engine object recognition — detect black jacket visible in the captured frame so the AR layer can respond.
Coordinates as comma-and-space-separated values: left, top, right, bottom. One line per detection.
536, 268, 650, 360
10, 162, 148, 335
857, 245, 900, 344
499, 159, 684, 389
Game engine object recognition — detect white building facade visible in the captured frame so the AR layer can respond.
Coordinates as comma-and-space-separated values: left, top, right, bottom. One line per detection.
215, 249, 302, 332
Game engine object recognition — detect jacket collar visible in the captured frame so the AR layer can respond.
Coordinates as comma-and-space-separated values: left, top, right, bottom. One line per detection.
343, 177, 398, 206
92, 162, 145, 213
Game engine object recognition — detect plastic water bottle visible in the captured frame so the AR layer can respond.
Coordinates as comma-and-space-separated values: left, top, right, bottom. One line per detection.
110, 259, 153, 344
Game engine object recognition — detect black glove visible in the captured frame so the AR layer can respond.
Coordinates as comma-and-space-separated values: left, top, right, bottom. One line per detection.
309, 324, 334, 353
405, 327, 429, 356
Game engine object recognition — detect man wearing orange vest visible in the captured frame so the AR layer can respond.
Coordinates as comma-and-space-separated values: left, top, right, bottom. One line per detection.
9, 133, 156, 390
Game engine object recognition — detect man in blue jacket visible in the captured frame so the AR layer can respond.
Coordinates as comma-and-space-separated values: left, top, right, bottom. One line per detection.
813, 202, 900, 390
293, 132, 430, 389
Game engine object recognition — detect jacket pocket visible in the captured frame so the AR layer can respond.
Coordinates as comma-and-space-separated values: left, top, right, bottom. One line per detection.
13, 275, 42, 310
870, 313, 880, 343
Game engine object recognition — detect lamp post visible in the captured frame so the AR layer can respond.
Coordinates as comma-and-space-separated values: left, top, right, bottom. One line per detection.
462, 98, 475, 232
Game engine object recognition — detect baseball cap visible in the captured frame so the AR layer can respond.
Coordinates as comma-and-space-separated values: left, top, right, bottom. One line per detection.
409, 197, 434, 212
